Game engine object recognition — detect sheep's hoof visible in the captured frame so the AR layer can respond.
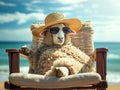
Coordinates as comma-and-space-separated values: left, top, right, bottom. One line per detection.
55, 67, 69, 77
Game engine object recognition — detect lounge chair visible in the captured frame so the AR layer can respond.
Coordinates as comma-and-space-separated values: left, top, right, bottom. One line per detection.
4, 22, 108, 90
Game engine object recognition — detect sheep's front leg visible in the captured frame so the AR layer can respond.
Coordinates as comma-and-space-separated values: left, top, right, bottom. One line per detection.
55, 66, 69, 77
45, 66, 69, 77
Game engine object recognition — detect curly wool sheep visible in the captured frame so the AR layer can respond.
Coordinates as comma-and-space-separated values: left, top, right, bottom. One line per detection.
28, 23, 95, 77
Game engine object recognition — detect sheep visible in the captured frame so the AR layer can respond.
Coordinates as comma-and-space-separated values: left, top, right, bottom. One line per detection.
28, 23, 95, 77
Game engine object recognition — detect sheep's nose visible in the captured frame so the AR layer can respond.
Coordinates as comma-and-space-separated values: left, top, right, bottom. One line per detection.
58, 37, 63, 40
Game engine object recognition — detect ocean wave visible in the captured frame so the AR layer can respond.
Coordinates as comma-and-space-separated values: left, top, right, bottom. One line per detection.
20, 66, 29, 73
0, 65, 9, 72
0, 48, 6, 54
107, 53, 120, 59
0, 65, 29, 73
107, 71, 120, 84
0, 72, 9, 81
0, 48, 5, 51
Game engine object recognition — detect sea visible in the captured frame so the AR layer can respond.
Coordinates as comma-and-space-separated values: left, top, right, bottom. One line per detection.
0, 41, 120, 84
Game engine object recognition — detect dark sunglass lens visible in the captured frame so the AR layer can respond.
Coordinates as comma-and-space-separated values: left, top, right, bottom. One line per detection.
63, 27, 70, 34
50, 27, 59, 34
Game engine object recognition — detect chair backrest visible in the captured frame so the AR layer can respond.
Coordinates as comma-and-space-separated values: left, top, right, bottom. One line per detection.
71, 21, 94, 56
30, 21, 94, 56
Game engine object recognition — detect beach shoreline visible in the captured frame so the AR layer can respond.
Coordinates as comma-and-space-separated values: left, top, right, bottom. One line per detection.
0, 82, 120, 90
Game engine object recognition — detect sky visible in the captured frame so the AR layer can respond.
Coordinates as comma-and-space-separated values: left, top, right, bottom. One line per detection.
0, 0, 120, 42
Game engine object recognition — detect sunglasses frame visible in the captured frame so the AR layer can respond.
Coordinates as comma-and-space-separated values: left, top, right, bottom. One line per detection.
49, 26, 71, 34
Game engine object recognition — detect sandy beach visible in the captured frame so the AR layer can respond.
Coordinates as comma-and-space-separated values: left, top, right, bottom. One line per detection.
107, 85, 120, 90
0, 82, 120, 90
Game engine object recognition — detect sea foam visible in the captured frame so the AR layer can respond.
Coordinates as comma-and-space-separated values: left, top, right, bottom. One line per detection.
108, 53, 120, 60
107, 71, 120, 84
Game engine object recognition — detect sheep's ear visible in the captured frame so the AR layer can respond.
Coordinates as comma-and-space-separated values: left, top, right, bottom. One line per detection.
69, 29, 76, 35
39, 33, 44, 38
39, 31, 46, 38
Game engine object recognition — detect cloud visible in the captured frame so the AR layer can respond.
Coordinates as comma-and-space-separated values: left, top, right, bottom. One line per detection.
83, 9, 92, 14
0, 28, 32, 41
93, 16, 120, 26
54, 0, 88, 5
0, 12, 46, 24
93, 18, 120, 42
54, 6, 74, 11
0, 1, 16, 7
23, 0, 44, 12
91, 3, 99, 9
26, 7, 44, 12
24, 0, 42, 5
94, 28, 120, 42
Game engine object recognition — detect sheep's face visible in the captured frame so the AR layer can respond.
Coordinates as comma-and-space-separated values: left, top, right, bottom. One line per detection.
42, 23, 76, 46
50, 24, 70, 45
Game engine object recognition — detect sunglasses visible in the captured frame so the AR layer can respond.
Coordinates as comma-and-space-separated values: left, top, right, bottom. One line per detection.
49, 27, 71, 34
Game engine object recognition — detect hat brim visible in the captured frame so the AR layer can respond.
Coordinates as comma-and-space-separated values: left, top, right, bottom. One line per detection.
32, 18, 82, 37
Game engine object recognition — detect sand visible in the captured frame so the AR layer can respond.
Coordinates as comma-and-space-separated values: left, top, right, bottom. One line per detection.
107, 85, 120, 90
0, 82, 120, 90
0, 82, 4, 90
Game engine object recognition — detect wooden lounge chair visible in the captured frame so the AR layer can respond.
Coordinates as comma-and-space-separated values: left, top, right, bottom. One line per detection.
4, 48, 108, 90
4, 22, 108, 90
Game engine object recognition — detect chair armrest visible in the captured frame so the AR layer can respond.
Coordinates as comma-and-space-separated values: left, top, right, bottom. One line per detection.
6, 49, 20, 74
96, 48, 108, 80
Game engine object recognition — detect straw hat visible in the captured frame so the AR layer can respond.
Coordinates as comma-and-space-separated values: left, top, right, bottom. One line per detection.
32, 12, 82, 37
